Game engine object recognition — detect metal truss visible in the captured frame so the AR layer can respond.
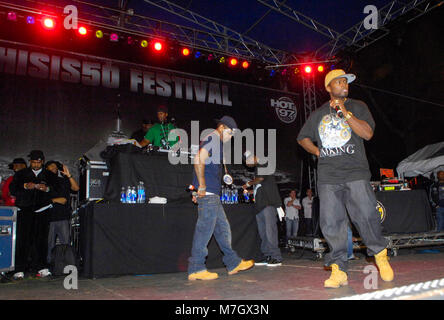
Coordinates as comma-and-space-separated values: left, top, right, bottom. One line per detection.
140, 0, 298, 64
315, 0, 443, 58
256, 0, 348, 42
2, 0, 296, 64
302, 71, 318, 193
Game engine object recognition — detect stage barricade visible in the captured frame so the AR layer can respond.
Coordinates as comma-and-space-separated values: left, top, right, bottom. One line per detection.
79, 202, 262, 278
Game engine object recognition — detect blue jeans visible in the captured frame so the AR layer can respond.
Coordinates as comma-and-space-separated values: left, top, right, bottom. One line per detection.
347, 226, 354, 259
318, 180, 388, 272
286, 218, 299, 239
188, 195, 241, 274
437, 207, 444, 231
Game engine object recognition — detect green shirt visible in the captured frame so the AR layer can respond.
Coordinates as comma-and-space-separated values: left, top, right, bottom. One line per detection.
144, 123, 178, 148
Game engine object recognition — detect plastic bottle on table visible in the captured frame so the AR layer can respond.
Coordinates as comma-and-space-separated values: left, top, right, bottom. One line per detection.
120, 187, 126, 203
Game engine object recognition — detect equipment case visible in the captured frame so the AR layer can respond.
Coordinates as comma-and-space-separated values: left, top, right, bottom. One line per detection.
0, 206, 17, 273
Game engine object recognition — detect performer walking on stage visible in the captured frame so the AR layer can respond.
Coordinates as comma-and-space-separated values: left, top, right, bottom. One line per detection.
188, 116, 254, 280
297, 69, 394, 288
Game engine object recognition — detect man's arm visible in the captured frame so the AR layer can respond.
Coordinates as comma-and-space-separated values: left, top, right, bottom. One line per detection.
194, 147, 210, 198
138, 138, 151, 147
242, 177, 264, 189
298, 138, 320, 157
334, 100, 374, 141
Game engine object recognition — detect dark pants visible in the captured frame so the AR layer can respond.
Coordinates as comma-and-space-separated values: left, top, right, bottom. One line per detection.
47, 220, 71, 264
256, 206, 282, 260
318, 180, 387, 272
304, 218, 313, 236
15, 207, 49, 273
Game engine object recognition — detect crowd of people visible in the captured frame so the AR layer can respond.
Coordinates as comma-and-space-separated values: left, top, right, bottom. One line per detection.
0, 150, 79, 280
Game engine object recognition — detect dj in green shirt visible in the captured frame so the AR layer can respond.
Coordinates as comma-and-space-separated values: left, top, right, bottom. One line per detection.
139, 105, 178, 149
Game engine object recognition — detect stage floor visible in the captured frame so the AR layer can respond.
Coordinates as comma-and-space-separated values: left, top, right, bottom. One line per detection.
1, 247, 444, 300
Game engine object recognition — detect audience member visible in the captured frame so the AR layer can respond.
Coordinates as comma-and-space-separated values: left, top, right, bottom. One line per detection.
302, 188, 314, 236
9, 150, 53, 279
284, 190, 301, 241
1, 158, 27, 206
45, 161, 75, 267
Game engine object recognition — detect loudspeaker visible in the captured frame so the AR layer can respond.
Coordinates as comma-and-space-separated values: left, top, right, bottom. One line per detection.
79, 161, 109, 200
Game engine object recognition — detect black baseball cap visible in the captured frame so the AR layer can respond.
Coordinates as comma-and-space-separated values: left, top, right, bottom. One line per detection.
28, 150, 45, 161
8, 158, 27, 169
215, 115, 238, 130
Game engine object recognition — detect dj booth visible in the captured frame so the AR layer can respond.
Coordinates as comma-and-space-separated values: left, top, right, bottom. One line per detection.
79, 146, 262, 278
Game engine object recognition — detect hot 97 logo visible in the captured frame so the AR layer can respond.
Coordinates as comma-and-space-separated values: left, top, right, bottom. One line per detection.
270, 97, 297, 123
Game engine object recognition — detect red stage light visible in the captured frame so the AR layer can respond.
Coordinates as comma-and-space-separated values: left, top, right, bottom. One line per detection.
182, 48, 190, 56
42, 18, 55, 29
304, 66, 312, 73
153, 42, 163, 51
229, 58, 238, 66
242, 61, 249, 69
78, 26, 87, 36
317, 65, 324, 72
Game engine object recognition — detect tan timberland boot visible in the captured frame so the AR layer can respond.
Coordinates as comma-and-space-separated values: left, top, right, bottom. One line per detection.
324, 264, 348, 288
374, 249, 394, 281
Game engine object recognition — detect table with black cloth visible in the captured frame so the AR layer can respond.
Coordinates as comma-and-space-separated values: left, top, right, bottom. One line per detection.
103, 147, 193, 203
375, 189, 434, 235
79, 202, 262, 278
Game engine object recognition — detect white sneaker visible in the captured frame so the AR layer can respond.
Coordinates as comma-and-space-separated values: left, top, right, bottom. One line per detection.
13, 272, 24, 280
37, 268, 52, 278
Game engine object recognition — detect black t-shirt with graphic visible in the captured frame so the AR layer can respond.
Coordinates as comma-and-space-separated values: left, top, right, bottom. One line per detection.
297, 98, 375, 185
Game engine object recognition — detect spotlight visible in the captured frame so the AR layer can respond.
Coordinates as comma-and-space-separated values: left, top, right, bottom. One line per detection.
127, 36, 134, 45
194, 51, 201, 58
242, 61, 249, 69
270, 69, 276, 77
140, 40, 148, 48
182, 48, 190, 56
304, 66, 312, 74
229, 58, 238, 66
26, 16, 35, 24
7, 12, 17, 21
317, 65, 324, 72
42, 17, 55, 30
294, 67, 300, 74
110, 33, 119, 42
78, 26, 87, 36
219, 57, 225, 64
95, 30, 104, 38
207, 54, 214, 61
281, 68, 287, 75
153, 41, 163, 51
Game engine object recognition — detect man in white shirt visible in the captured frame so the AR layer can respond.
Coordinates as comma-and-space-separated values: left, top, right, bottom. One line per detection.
302, 188, 314, 236
284, 190, 301, 241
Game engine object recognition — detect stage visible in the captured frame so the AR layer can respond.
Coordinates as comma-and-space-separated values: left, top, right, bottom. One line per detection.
1, 247, 444, 301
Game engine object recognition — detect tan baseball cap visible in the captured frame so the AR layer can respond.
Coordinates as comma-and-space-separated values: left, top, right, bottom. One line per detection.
324, 69, 356, 88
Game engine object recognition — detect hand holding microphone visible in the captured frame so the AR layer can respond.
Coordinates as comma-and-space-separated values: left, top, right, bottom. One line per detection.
330, 99, 346, 118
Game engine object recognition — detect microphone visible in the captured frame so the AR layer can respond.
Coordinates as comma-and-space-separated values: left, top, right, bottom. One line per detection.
334, 104, 344, 118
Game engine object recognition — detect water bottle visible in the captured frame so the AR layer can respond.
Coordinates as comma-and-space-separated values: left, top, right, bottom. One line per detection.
234, 189, 238, 204
120, 187, 126, 203
137, 182, 146, 203
126, 186, 132, 203
131, 186, 137, 203
243, 189, 250, 203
